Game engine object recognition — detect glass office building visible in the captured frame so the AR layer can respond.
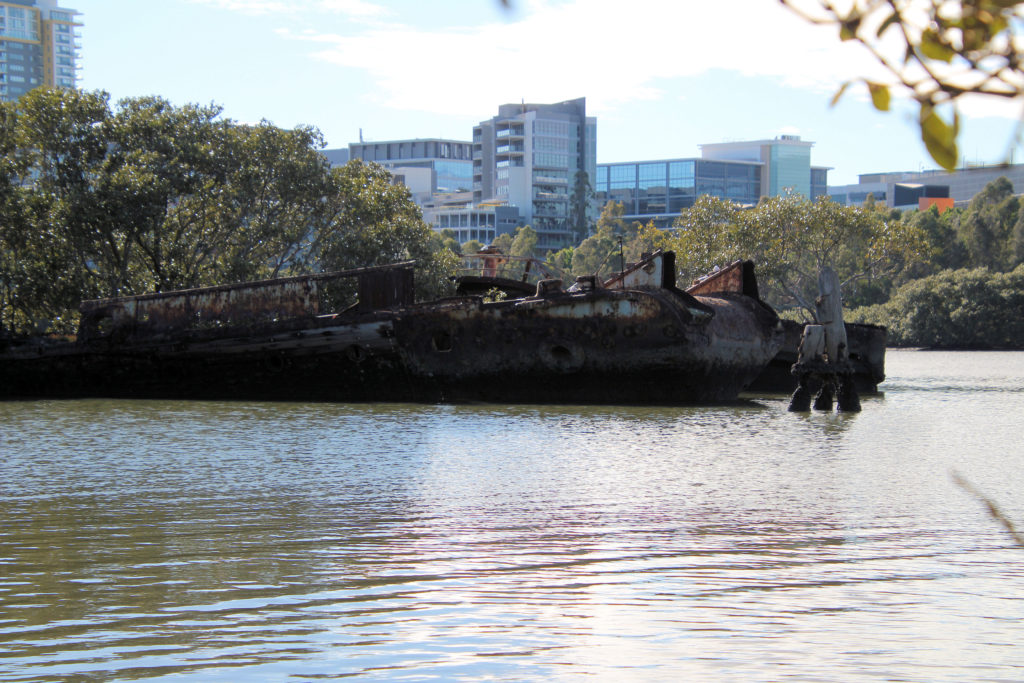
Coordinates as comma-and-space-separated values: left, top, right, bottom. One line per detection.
346, 139, 474, 194
595, 159, 762, 227
598, 136, 829, 227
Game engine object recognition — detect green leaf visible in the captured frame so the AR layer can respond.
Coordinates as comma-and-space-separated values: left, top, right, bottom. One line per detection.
838, 9, 861, 41
867, 82, 891, 111
919, 28, 954, 62
919, 105, 959, 170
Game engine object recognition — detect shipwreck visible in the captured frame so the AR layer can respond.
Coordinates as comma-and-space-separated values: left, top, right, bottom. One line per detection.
0, 250, 793, 404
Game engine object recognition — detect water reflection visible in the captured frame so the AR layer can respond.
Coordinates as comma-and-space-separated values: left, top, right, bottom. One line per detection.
1, 351, 1023, 680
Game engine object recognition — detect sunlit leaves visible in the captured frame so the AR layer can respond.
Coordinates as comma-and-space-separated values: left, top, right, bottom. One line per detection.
781, 0, 1024, 170
668, 194, 924, 317
919, 105, 960, 170
570, 201, 637, 278
919, 28, 955, 62
867, 82, 891, 111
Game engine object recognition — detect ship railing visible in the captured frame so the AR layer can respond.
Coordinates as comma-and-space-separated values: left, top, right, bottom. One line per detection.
77, 261, 416, 343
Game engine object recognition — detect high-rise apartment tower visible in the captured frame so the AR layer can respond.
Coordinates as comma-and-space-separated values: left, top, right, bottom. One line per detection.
0, 0, 80, 103
473, 97, 596, 251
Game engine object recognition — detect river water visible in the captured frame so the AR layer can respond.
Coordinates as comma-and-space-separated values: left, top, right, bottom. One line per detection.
1, 349, 1022, 682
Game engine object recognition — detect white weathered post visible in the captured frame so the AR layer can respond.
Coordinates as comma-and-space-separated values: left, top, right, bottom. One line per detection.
788, 265, 861, 413
815, 266, 847, 364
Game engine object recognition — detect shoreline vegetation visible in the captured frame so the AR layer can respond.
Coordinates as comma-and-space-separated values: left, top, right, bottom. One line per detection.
0, 89, 457, 339
2, 89, 1022, 350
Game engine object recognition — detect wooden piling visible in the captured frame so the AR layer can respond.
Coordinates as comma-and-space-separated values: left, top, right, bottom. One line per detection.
788, 267, 861, 413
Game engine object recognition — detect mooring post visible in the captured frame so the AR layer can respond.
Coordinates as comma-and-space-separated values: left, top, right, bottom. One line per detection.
815, 266, 847, 366
788, 267, 861, 413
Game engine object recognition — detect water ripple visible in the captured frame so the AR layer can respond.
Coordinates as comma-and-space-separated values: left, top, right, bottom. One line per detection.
1, 351, 1023, 681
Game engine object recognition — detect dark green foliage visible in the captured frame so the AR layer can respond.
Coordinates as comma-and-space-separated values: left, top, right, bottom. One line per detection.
314, 160, 457, 302
957, 176, 1023, 272
544, 246, 573, 278
670, 194, 925, 318
0, 89, 456, 336
907, 204, 968, 275
850, 265, 1024, 348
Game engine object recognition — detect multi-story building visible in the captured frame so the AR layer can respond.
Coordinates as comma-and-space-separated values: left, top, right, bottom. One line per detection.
595, 136, 829, 227
0, 0, 79, 103
596, 158, 761, 227
473, 97, 597, 251
829, 163, 1024, 209
701, 135, 828, 200
322, 138, 520, 244
344, 138, 474, 195
422, 200, 521, 246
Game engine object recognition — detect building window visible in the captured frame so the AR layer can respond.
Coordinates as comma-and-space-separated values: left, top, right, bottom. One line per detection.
609, 164, 636, 189
639, 163, 666, 190
535, 152, 567, 168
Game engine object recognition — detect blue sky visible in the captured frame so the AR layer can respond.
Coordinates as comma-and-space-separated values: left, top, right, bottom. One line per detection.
72, 0, 1022, 185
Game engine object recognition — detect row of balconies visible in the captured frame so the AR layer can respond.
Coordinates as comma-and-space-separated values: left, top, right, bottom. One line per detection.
533, 203, 567, 218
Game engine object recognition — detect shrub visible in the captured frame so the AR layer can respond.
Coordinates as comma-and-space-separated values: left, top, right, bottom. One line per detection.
847, 264, 1024, 348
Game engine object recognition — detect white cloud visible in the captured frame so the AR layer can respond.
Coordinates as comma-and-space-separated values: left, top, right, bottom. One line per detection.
185, 0, 291, 15
317, 0, 391, 18
186, 0, 389, 19
281, 0, 893, 119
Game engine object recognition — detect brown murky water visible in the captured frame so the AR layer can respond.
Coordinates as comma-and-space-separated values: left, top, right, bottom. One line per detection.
2, 350, 1023, 681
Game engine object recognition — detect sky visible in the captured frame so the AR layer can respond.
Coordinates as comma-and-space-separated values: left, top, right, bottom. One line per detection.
71, 0, 1023, 186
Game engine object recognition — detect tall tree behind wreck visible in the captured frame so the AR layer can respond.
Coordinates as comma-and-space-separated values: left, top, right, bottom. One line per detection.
669, 193, 925, 318
0, 88, 456, 337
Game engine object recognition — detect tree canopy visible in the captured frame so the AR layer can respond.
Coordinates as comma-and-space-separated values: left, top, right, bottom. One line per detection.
0, 88, 456, 337
851, 263, 1024, 347
668, 194, 925, 317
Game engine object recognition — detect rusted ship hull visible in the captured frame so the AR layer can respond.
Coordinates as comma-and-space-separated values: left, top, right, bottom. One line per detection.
0, 253, 784, 405
683, 261, 887, 394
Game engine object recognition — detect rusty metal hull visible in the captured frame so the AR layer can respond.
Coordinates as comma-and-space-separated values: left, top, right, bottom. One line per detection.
0, 291, 781, 405
0, 252, 785, 405
389, 288, 781, 404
